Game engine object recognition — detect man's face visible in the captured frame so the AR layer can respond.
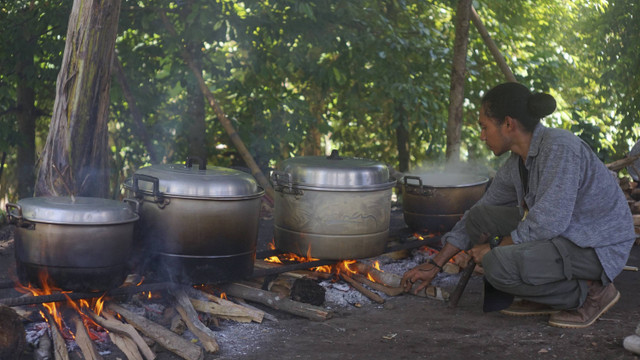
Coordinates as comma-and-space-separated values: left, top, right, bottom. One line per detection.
478, 104, 510, 156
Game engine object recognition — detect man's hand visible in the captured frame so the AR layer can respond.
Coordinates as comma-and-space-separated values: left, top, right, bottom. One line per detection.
401, 262, 440, 295
467, 243, 491, 264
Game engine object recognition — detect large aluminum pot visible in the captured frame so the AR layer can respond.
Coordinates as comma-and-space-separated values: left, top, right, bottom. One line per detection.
6, 196, 139, 291
273, 150, 396, 260
402, 172, 489, 232
124, 157, 264, 284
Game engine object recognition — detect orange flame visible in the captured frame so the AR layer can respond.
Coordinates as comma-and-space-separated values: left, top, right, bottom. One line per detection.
220, 292, 227, 300
15, 270, 108, 342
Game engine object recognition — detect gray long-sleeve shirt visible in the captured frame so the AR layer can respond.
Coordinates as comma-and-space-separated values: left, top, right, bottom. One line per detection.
443, 123, 635, 281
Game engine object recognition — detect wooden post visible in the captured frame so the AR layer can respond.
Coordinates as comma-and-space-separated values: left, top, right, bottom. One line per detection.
470, 6, 517, 82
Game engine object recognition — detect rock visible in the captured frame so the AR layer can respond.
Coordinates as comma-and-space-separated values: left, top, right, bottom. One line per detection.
624, 334, 640, 355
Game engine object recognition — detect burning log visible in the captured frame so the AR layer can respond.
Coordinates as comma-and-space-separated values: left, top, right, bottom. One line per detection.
187, 286, 264, 323
42, 310, 69, 360
87, 310, 155, 360
107, 303, 204, 360
340, 274, 385, 304
352, 262, 449, 301
254, 259, 333, 280
222, 283, 332, 321
70, 314, 103, 360
172, 288, 220, 354
350, 273, 404, 297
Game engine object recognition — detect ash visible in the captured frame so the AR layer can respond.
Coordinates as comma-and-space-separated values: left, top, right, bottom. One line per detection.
320, 247, 463, 308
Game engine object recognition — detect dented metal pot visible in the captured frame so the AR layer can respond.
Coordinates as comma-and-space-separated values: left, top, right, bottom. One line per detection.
6, 196, 139, 291
273, 151, 396, 260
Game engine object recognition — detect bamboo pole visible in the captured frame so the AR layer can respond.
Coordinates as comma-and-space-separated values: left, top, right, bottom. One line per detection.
159, 12, 275, 200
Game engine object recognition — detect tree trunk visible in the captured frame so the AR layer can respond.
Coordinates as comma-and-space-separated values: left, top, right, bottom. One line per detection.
445, 0, 472, 163
15, 30, 37, 199
396, 105, 410, 173
185, 41, 207, 161
35, 0, 122, 197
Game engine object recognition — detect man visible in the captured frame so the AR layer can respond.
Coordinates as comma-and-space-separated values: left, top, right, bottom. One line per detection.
401, 82, 635, 328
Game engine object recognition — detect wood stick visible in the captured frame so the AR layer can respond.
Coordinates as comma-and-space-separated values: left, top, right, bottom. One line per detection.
184, 286, 264, 323
174, 305, 219, 353
350, 273, 404, 297
607, 153, 640, 172
171, 288, 219, 353
254, 260, 333, 280
34, 328, 53, 360
159, 12, 274, 200
340, 274, 385, 303
70, 314, 103, 360
470, 5, 517, 82
352, 261, 449, 301
107, 303, 204, 360
88, 310, 155, 360
109, 332, 143, 360
233, 298, 279, 322
42, 310, 69, 360
190, 299, 252, 323
222, 283, 331, 321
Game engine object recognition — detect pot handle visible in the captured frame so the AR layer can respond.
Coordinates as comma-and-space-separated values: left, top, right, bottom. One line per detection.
186, 156, 206, 170
271, 170, 293, 192
5, 203, 22, 224
123, 198, 141, 214
132, 173, 164, 204
403, 175, 423, 187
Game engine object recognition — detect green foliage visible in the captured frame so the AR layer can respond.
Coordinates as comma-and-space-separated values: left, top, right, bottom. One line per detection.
1, 0, 639, 201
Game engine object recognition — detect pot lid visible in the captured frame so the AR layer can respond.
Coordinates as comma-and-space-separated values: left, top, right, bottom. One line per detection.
129, 158, 262, 199
276, 150, 394, 190
11, 196, 139, 225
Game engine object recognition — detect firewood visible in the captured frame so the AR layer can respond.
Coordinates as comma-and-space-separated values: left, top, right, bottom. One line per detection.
442, 262, 461, 274
42, 310, 69, 360
350, 273, 404, 297
109, 332, 144, 360
624, 265, 639, 271
171, 288, 219, 353
174, 305, 219, 353
634, 214, 640, 226
70, 314, 103, 360
341, 273, 385, 304
190, 299, 253, 323
107, 303, 204, 360
254, 260, 333, 280
352, 261, 449, 301
34, 329, 52, 360
606, 153, 640, 172
170, 313, 186, 335
185, 287, 264, 323
233, 298, 279, 322
222, 283, 332, 321
88, 310, 155, 360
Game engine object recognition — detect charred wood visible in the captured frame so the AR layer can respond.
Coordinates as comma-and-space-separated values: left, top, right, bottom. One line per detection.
222, 283, 331, 321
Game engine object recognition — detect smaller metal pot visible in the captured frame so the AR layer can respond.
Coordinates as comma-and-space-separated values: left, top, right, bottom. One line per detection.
402, 172, 489, 232
6, 196, 139, 291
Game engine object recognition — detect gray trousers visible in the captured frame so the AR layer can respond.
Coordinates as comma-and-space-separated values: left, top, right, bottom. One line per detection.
465, 205, 606, 309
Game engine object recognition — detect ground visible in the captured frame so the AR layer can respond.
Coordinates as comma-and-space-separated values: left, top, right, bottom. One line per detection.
1, 211, 639, 360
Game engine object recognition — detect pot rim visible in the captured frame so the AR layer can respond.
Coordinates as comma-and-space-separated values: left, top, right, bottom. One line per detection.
403, 173, 489, 188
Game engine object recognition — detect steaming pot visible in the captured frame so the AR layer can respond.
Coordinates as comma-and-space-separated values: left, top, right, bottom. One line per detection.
402, 172, 489, 232
6, 196, 139, 291
124, 157, 264, 284
273, 151, 396, 260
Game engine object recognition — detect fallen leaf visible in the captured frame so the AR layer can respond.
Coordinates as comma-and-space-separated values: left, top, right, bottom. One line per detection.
538, 348, 548, 354
382, 333, 397, 340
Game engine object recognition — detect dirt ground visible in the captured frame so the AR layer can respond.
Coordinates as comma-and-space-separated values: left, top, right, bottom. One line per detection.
1, 210, 639, 360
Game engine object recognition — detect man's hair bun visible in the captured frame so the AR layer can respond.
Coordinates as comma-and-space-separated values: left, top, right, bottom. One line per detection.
527, 93, 556, 118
